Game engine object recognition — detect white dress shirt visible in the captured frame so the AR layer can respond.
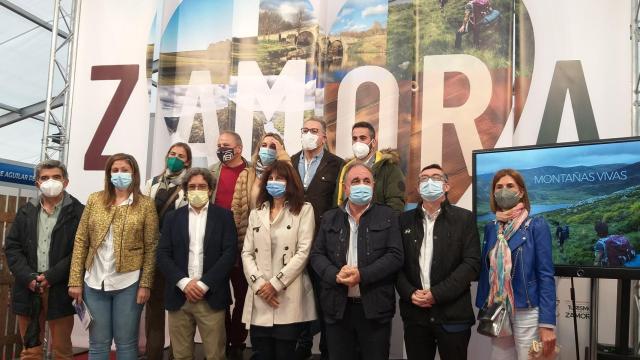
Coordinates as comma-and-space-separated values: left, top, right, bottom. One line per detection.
176, 203, 210, 293
345, 203, 369, 298
419, 207, 440, 290
85, 194, 140, 291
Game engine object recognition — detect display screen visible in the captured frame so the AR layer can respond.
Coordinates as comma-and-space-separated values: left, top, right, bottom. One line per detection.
472, 137, 640, 279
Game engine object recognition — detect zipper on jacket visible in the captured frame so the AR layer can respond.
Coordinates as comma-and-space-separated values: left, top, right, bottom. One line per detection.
519, 246, 532, 308
338, 228, 344, 261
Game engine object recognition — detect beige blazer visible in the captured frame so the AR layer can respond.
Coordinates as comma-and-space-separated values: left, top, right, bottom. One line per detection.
241, 202, 317, 328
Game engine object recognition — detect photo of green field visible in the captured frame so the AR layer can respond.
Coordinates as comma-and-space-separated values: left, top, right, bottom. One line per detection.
474, 141, 640, 268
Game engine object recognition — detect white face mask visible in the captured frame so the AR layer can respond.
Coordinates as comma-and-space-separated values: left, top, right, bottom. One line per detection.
352, 141, 371, 160
301, 132, 319, 151
39, 179, 64, 198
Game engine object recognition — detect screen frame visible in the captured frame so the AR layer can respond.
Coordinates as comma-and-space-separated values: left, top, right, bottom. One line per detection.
472, 136, 640, 280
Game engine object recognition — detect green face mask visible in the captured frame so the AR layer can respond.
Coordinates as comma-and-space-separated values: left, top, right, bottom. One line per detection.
166, 156, 185, 173
494, 188, 521, 210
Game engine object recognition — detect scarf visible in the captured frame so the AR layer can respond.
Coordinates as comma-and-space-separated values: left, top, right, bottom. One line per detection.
254, 159, 268, 179
487, 203, 528, 313
153, 169, 187, 213
162, 168, 185, 186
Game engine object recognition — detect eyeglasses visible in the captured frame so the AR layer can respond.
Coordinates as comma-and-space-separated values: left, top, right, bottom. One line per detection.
419, 175, 446, 182
301, 128, 321, 135
187, 184, 209, 191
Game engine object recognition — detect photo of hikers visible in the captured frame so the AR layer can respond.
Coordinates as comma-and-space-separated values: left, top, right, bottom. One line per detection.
475, 141, 640, 268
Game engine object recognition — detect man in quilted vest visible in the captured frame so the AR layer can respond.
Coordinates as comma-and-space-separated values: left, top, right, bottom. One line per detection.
209, 131, 250, 359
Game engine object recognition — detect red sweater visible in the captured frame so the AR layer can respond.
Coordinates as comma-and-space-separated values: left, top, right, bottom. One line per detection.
214, 163, 246, 209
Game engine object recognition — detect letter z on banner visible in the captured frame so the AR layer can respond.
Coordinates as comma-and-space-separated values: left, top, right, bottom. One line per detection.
66, 0, 156, 201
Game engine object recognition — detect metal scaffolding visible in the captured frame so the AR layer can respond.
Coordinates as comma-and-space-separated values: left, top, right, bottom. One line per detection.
40, 0, 80, 163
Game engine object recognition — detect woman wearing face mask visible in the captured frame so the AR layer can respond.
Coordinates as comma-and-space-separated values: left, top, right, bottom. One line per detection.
241, 160, 316, 360
142, 142, 191, 359
68, 153, 159, 360
232, 133, 290, 257
144, 142, 192, 226
475, 169, 557, 360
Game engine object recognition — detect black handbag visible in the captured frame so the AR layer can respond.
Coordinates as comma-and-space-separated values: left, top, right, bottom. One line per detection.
477, 301, 512, 337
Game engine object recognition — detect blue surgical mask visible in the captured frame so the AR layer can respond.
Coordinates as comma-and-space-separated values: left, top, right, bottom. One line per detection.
348, 184, 373, 205
259, 147, 277, 165
420, 179, 444, 202
266, 180, 286, 198
111, 172, 132, 189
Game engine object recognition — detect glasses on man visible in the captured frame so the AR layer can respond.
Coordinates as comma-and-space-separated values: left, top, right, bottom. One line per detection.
301, 128, 321, 135
187, 184, 209, 191
419, 175, 446, 182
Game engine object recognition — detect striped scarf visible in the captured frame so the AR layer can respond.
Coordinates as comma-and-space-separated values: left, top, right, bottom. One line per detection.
488, 204, 528, 313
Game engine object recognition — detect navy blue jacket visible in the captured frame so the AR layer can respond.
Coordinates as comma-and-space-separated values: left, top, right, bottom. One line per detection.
310, 203, 403, 323
156, 205, 237, 311
476, 216, 556, 326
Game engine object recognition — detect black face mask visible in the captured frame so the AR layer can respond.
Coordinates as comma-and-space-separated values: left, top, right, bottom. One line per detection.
217, 147, 235, 163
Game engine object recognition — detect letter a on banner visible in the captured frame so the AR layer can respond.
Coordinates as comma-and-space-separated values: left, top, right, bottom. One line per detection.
421, 54, 491, 172
177, 71, 220, 166
537, 60, 599, 144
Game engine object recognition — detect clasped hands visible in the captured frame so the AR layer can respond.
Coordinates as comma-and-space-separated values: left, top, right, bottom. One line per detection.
257, 282, 279, 308
336, 265, 360, 287
184, 279, 206, 303
29, 274, 50, 293
411, 289, 436, 308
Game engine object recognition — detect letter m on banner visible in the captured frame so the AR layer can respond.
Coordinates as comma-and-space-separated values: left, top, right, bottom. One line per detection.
235, 60, 306, 158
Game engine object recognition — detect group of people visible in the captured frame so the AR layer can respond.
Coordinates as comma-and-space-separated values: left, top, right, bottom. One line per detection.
5, 118, 557, 360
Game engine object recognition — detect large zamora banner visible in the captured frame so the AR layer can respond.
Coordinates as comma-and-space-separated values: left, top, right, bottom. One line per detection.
67, 0, 632, 357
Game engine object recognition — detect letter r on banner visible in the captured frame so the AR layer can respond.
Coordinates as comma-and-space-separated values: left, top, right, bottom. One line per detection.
420, 54, 490, 172
236, 60, 306, 158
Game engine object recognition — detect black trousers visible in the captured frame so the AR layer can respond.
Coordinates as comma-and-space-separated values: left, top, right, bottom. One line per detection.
250, 323, 305, 360
297, 266, 328, 357
403, 321, 471, 360
325, 302, 391, 360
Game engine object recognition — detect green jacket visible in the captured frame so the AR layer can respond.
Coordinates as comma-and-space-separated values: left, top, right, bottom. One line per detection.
335, 148, 406, 213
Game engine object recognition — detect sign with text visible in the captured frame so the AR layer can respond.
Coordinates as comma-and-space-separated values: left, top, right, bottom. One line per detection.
67, 1, 633, 356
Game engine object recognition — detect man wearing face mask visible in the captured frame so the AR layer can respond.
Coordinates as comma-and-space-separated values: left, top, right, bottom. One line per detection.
336, 121, 406, 214
156, 168, 237, 360
208, 130, 250, 358
310, 163, 403, 360
396, 164, 480, 360
291, 118, 344, 360
5, 160, 84, 359
211, 131, 248, 210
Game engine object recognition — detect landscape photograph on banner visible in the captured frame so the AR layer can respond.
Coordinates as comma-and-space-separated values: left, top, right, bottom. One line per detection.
413, 0, 514, 203
474, 138, 640, 268
156, 0, 233, 151
245, 0, 319, 148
